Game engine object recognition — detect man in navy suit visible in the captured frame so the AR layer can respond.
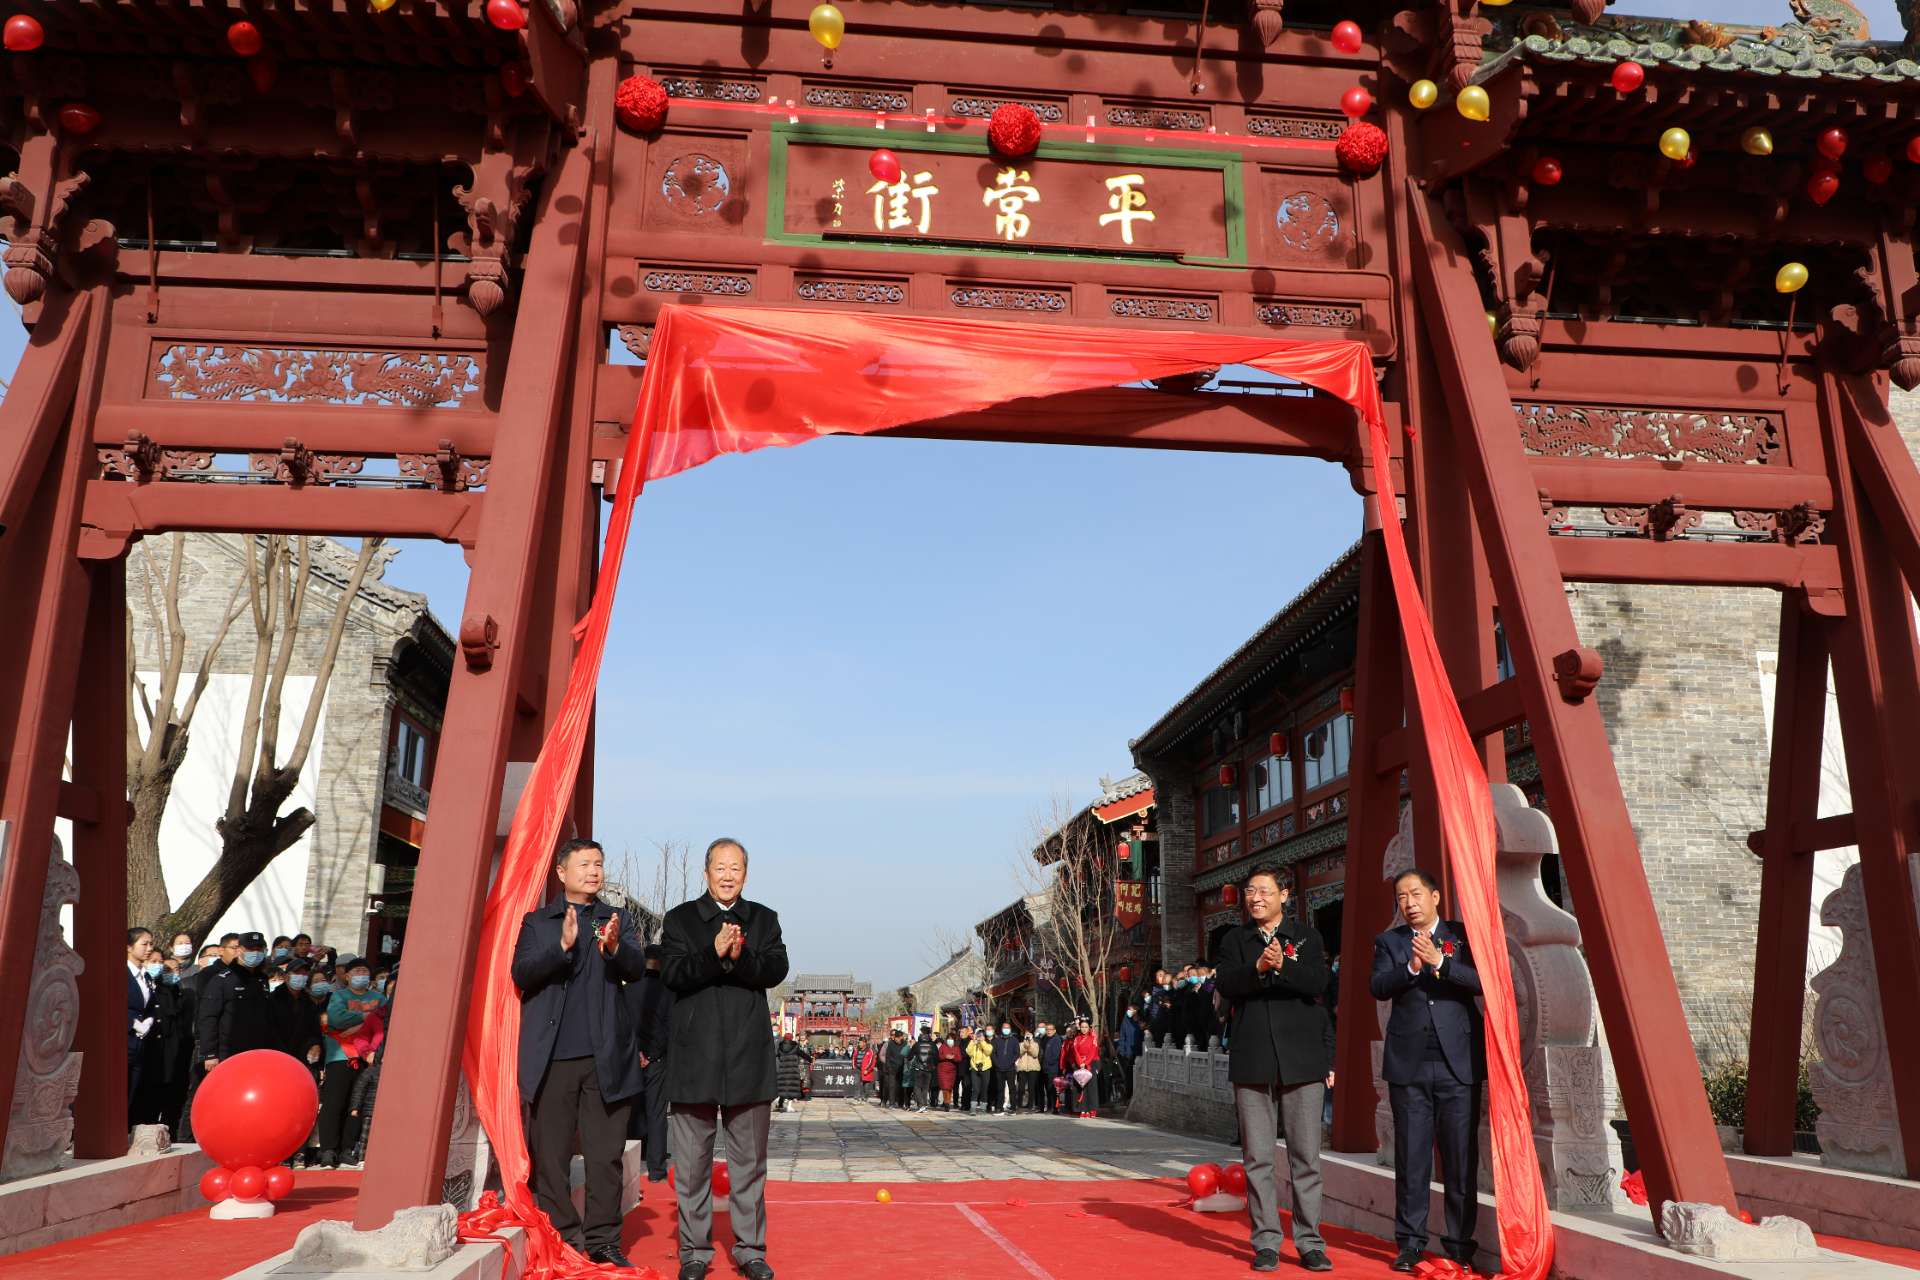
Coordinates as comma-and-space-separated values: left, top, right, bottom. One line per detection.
1370, 867, 1485, 1273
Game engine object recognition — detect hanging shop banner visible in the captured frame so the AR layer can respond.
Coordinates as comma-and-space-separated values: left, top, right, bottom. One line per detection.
1115, 879, 1146, 929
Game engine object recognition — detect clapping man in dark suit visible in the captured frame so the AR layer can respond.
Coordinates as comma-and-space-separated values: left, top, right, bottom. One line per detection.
1371, 867, 1486, 1274
1215, 865, 1335, 1273
661, 838, 788, 1280
510, 837, 646, 1269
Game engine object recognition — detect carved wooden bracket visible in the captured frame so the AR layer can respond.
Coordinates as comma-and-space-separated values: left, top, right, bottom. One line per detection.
460, 613, 500, 672
1552, 646, 1603, 704
451, 154, 537, 319
1602, 496, 1699, 540
1734, 503, 1827, 545
1538, 488, 1569, 528
1250, 0, 1285, 44
398, 440, 490, 494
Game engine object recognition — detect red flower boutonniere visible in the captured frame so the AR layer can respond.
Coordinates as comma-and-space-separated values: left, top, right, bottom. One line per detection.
1283, 943, 1298, 961
1441, 940, 1456, 958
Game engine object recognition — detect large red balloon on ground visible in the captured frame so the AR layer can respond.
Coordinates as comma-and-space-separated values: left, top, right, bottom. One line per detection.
1186, 1163, 1221, 1198
713, 1162, 732, 1197
191, 1050, 319, 1171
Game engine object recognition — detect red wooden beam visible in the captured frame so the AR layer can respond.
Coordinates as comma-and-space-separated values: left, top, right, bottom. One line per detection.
93, 405, 499, 459
1529, 459, 1834, 511
0, 290, 91, 538
1373, 677, 1526, 777
1553, 538, 1841, 591
1746, 813, 1858, 858
1835, 373, 1920, 605
1408, 188, 1738, 1218
80, 483, 484, 553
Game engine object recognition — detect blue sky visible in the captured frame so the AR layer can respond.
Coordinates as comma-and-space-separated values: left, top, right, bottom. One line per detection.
3, 0, 1873, 989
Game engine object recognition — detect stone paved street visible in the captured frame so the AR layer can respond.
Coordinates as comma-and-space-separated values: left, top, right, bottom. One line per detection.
761, 1097, 1235, 1183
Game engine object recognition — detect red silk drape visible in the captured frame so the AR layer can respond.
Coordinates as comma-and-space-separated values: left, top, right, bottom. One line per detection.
461, 305, 1550, 1280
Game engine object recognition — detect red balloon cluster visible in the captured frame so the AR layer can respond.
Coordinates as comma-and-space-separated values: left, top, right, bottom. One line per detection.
1608, 61, 1644, 94
1186, 1163, 1223, 1198
1221, 1162, 1249, 1195
191, 1050, 319, 1173
1330, 20, 1363, 54
200, 1164, 295, 1204
614, 75, 669, 133
869, 149, 902, 184
226, 20, 262, 57
1339, 86, 1372, 119
1335, 122, 1388, 176
987, 102, 1042, 158
2, 13, 42, 51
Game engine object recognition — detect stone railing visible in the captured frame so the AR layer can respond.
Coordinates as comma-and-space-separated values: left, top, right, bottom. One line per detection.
384, 768, 430, 817
1135, 1037, 1232, 1102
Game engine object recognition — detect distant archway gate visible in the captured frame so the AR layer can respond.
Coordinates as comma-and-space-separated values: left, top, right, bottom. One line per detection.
0, 5, 1917, 1274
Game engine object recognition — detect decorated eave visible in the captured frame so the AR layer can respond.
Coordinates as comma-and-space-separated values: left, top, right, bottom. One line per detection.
1478, 12, 1920, 85
1092, 771, 1155, 825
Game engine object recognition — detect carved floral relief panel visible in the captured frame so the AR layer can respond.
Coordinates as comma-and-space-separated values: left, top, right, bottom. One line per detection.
1513, 402, 1782, 465
147, 345, 483, 409
1259, 170, 1354, 267
641, 133, 752, 232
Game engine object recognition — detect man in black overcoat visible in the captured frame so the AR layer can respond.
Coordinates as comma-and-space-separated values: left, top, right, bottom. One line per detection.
1215, 864, 1334, 1274
1371, 867, 1485, 1273
660, 838, 788, 1280
511, 838, 646, 1268
624, 943, 675, 1181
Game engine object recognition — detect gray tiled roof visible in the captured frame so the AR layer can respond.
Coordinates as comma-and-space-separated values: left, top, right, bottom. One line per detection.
1097, 771, 1154, 807
1479, 11, 1920, 84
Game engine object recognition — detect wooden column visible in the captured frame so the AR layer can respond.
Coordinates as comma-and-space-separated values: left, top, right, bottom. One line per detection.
1816, 370, 1920, 1176
356, 141, 595, 1228
0, 291, 107, 1166
1330, 526, 1406, 1152
71, 554, 131, 1157
1407, 190, 1736, 1217
1742, 593, 1829, 1157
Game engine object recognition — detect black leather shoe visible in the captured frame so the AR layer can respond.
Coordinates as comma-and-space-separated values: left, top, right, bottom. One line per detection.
677, 1262, 708, 1280
739, 1262, 776, 1280
588, 1246, 635, 1268
648, 1168, 669, 1182
1390, 1250, 1423, 1273
312, 1149, 337, 1169
1300, 1249, 1334, 1272
1251, 1248, 1281, 1272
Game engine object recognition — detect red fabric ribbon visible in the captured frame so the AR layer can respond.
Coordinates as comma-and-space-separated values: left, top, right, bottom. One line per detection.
462, 305, 1550, 1280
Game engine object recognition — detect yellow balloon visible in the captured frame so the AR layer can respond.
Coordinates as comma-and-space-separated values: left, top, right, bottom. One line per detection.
1774, 262, 1809, 294
1408, 79, 1438, 110
1456, 85, 1491, 122
1740, 127, 1773, 157
1658, 127, 1691, 161
1486, 311, 1499, 339
370, 0, 397, 10
808, 3, 845, 51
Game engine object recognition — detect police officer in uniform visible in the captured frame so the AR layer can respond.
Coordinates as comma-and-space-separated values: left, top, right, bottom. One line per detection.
195, 930, 278, 1075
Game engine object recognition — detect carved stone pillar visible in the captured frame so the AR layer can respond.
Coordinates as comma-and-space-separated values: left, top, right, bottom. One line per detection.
441, 1076, 492, 1209
1810, 861, 1908, 1175
3, 840, 84, 1180
1140, 759, 1197, 975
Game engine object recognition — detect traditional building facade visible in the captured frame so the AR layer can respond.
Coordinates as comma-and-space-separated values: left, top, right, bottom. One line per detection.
784, 973, 875, 1049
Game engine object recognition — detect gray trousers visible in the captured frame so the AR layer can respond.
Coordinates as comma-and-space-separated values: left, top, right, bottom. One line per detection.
670, 1101, 772, 1266
1235, 1080, 1326, 1256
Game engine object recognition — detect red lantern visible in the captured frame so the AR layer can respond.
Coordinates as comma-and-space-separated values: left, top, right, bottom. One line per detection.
1608, 61, 1644, 94
1531, 156, 1562, 186
1116, 840, 1131, 860
1221, 884, 1240, 906
484, 0, 527, 31
1806, 170, 1840, 206
1334, 122, 1387, 176
1218, 763, 1235, 787
1865, 154, 1894, 185
56, 103, 100, 136
226, 20, 262, 57
987, 102, 1041, 157
198, 1167, 232, 1202
1221, 1162, 1249, 1195
868, 149, 902, 184
1186, 1163, 1222, 1198
2, 13, 43, 52
247, 56, 276, 94
263, 1166, 295, 1201
500, 62, 531, 98
614, 75, 669, 132
1816, 127, 1848, 161
190, 1050, 319, 1171
1269, 731, 1288, 756
1340, 686, 1356, 713
1339, 86, 1372, 119
1908, 134, 1920, 164
1330, 20, 1363, 53
1118, 965, 1133, 983
229, 1166, 266, 1201
713, 1162, 732, 1197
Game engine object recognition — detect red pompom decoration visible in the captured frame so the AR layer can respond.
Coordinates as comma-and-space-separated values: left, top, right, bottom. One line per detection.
484, 0, 527, 31
1339, 86, 1372, 119
987, 102, 1042, 158
1330, 20, 1363, 53
615, 75, 669, 133
1865, 154, 1894, 185
1608, 61, 1645, 94
226, 20, 262, 57
57, 103, 100, 136
1531, 156, 1562, 185
1334, 122, 1389, 176
3, 13, 43, 52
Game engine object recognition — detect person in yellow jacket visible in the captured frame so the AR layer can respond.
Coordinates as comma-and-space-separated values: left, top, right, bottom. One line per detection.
965, 1026, 996, 1115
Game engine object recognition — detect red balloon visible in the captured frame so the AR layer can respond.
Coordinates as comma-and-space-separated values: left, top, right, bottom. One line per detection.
713, 1162, 732, 1197
191, 1050, 319, 1171
868, 149, 902, 184
1609, 61, 1644, 94
1186, 1163, 1221, 1198
1339, 86, 1372, 119
263, 1166, 295, 1202
57, 103, 100, 136
3, 13, 42, 51
247, 56, 275, 94
1330, 20, 1363, 54
229, 1166, 266, 1201
1220, 1162, 1249, 1195
198, 1167, 232, 1202
500, 62, 530, 98
226, 21, 262, 57
485, 0, 527, 31
1807, 170, 1840, 206
1531, 156, 1562, 186
1816, 127, 1848, 160
1865, 154, 1894, 185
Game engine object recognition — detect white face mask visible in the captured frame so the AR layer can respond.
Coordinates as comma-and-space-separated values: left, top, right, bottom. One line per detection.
173, 943, 193, 959
946, 1039, 954, 1046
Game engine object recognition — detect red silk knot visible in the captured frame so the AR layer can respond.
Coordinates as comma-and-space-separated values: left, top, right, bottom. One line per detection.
615, 75, 669, 133
1284, 943, 1299, 960
988, 102, 1042, 157
1335, 122, 1389, 175
456, 1191, 517, 1249
1442, 939, 1456, 957
1413, 1260, 1474, 1280
1621, 1169, 1648, 1205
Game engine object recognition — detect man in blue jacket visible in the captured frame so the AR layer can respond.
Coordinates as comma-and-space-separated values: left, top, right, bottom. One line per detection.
511, 838, 646, 1268
1371, 867, 1485, 1274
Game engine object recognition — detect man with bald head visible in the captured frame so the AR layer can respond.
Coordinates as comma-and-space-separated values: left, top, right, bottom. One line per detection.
661, 838, 788, 1280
